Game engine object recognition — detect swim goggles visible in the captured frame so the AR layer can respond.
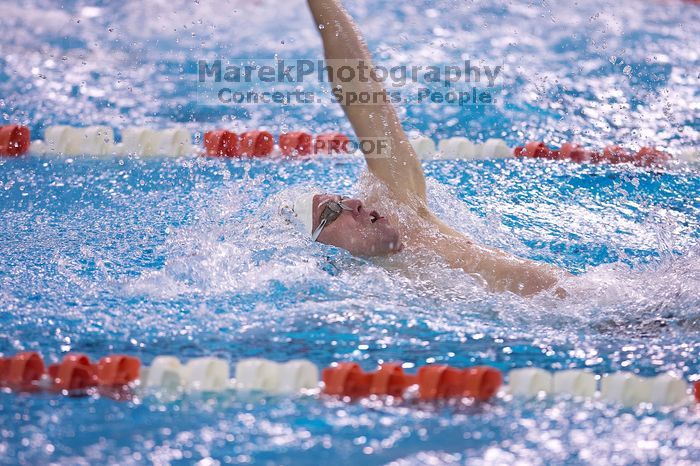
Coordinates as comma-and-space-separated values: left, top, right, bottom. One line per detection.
311, 198, 353, 241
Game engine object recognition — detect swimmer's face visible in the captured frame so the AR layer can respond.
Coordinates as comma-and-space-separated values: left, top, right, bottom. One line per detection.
312, 194, 403, 257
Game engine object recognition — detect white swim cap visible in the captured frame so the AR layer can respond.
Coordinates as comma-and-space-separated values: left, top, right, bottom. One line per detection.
292, 191, 316, 237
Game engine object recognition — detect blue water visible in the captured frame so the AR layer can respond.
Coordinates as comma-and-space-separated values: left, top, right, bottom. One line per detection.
1, 0, 700, 464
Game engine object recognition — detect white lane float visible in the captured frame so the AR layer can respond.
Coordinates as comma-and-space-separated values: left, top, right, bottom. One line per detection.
648, 374, 689, 406
410, 135, 437, 159
552, 370, 597, 398
600, 372, 650, 407
507, 368, 691, 408
155, 128, 193, 156
43, 125, 82, 155
40, 125, 115, 155
138, 356, 320, 395
234, 358, 281, 391
118, 127, 159, 156
183, 357, 230, 392
276, 359, 319, 394
142, 356, 185, 389
676, 149, 699, 162
233, 358, 320, 394
508, 367, 553, 397
29, 140, 47, 155
416, 135, 513, 160
118, 127, 192, 156
437, 137, 476, 159
478, 138, 512, 159
81, 126, 115, 155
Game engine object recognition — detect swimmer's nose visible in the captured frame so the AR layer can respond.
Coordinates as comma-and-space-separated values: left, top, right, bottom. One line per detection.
342, 198, 364, 215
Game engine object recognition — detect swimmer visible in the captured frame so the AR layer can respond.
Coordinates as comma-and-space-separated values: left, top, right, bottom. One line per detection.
295, 0, 568, 297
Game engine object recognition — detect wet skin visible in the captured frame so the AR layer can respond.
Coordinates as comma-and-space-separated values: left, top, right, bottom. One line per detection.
312, 194, 403, 257
306, 0, 566, 297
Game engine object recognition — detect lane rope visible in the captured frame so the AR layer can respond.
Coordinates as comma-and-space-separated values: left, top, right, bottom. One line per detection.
1, 124, 685, 165
1, 352, 697, 409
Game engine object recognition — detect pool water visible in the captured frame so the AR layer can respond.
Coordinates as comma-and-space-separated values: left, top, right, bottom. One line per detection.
1, 0, 700, 464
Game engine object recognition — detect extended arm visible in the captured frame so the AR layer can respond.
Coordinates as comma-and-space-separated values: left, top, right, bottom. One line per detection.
307, 0, 427, 208
306, 0, 568, 297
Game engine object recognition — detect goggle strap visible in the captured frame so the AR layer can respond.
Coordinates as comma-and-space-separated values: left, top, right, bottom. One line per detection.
311, 218, 328, 241
310, 200, 352, 242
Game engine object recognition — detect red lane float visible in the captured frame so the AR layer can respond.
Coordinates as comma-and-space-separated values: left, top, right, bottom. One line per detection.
0, 125, 31, 156
240, 130, 274, 157
525, 141, 550, 159
48, 353, 98, 392
96, 355, 141, 386
603, 145, 634, 164
0, 352, 45, 391
279, 131, 313, 156
204, 130, 240, 157
635, 147, 671, 167
558, 142, 581, 160
203, 129, 274, 157
514, 141, 550, 159
322, 362, 373, 397
462, 366, 503, 401
369, 363, 416, 397
0, 351, 142, 395
322, 363, 503, 401
417, 365, 465, 400
695, 381, 700, 403
416, 365, 503, 401
514, 140, 671, 167
314, 133, 349, 154
559, 142, 601, 164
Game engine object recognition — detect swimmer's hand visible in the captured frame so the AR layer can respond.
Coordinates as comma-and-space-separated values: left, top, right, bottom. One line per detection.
554, 286, 569, 299
306, 0, 428, 205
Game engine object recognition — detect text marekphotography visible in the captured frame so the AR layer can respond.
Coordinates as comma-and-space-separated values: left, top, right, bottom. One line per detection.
196, 59, 504, 106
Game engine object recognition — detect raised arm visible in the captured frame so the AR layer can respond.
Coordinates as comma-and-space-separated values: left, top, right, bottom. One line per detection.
307, 0, 427, 207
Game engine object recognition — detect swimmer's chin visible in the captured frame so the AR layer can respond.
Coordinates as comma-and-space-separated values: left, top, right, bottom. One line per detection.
381, 241, 405, 255
355, 240, 404, 257
386, 235, 405, 254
